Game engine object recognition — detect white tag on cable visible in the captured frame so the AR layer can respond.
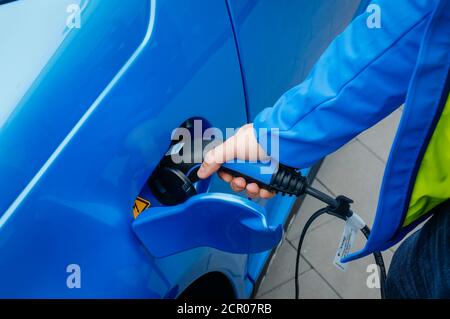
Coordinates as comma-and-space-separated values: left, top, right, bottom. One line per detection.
333, 213, 366, 272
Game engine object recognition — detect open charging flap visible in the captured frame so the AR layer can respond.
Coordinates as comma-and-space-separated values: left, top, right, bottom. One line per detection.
132, 192, 282, 258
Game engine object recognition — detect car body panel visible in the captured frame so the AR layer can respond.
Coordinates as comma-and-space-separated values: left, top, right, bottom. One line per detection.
226, 0, 367, 120
0, 0, 251, 298
0, 0, 149, 219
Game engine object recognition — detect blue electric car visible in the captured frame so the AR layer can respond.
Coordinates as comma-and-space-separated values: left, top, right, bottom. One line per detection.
0, 0, 368, 298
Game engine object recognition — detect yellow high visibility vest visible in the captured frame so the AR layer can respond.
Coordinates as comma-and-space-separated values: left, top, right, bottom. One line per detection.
406, 94, 450, 226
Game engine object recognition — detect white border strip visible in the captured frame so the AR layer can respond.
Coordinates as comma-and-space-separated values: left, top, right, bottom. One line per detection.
0, 0, 157, 228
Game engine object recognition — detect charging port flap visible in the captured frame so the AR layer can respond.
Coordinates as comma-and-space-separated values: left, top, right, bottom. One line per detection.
132, 193, 282, 258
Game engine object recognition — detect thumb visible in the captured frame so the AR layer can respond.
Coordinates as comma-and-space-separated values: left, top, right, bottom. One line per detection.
197, 135, 237, 179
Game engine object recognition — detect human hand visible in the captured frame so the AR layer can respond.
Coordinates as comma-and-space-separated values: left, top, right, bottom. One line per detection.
197, 123, 276, 199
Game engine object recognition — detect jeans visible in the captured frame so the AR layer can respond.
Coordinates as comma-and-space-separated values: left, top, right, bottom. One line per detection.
386, 200, 450, 299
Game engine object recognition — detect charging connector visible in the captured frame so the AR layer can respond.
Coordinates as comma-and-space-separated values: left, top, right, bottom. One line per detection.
148, 139, 387, 298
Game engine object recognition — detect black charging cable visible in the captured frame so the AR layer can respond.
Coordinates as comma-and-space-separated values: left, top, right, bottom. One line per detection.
242, 164, 387, 299
293, 191, 387, 299
220, 163, 388, 298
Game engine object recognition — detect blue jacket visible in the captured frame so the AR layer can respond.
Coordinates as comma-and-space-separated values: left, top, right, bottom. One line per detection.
254, 0, 450, 261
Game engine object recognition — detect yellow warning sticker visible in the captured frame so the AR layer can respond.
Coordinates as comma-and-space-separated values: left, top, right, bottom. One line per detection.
133, 196, 150, 219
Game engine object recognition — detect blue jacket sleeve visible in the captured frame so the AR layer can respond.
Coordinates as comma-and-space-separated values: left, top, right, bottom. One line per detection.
253, 0, 437, 168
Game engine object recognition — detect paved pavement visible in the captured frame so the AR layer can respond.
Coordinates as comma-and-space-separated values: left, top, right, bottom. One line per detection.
256, 108, 403, 299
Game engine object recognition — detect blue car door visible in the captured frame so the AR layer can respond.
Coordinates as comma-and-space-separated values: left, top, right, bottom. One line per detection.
225, 0, 369, 281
